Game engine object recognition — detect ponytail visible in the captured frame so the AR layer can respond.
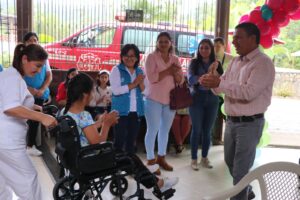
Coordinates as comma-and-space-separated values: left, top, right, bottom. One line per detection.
63, 96, 72, 115
13, 43, 26, 75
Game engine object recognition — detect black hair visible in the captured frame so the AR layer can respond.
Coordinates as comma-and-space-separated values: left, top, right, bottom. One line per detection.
23, 32, 39, 43
191, 38, 216, 75
155, 31, 174, 54
214, 37, 225, 45
120, 44, 140, 68
64, 73, 94, 114
235, 22, 260, 44
13, 43, 48, 76
64, 68, 77, 88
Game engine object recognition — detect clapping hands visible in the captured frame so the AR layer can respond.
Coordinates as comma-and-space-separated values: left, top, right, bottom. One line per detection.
133, 74, 145, 87
96, 110, 119, 128
208, 61, 219, 76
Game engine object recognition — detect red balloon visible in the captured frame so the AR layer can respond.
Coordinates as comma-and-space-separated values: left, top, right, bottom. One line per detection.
290, 8, 300, 20
266, 0, 284, 11
260, 34, 273, 49
257, 21, 271, 36
279, 16, 290, 28
269, 23, 280, 37
283, 0, 300, 15
272, 10, 290, 27
249, 9, 264, 24
239, 14, 250, 24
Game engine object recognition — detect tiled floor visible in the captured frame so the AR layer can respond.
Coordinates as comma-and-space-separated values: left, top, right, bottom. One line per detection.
16, 146, 300, 200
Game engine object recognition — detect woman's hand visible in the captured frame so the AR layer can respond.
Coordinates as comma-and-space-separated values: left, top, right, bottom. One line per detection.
102, 110, 119, 127
33, 104, 43, 112
129, 74, 145, 90
168, 63, 181, 75
174, 73, 183, 84
208, 61, 219, 76
134, 74, 145, 85
41, 114, 57, 128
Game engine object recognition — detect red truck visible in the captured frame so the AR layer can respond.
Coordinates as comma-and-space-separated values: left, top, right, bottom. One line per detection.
44, 20, 217, 72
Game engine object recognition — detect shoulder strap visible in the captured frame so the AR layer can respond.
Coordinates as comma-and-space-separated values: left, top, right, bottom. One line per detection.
222, 54, 226, 66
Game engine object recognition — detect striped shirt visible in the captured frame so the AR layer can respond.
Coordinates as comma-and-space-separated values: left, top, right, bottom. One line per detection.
212, 48, 275, 116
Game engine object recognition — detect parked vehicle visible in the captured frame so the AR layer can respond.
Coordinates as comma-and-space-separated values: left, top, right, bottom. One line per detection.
45, 20, 218, 72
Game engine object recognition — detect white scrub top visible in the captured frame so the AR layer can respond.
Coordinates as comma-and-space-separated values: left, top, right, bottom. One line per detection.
0, 67, 34, 149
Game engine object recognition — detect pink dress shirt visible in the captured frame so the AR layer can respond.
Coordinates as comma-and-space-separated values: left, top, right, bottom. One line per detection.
144, 51, 182, 105
212, 48, 275, 116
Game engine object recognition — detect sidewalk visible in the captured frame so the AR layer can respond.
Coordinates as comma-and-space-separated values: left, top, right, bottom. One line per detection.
266, 96, 300, 147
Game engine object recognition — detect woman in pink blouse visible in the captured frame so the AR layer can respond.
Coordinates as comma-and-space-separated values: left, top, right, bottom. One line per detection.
144, 32, 183, 174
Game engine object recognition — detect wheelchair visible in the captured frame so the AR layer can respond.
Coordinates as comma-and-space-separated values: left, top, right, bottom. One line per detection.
51, 116, 175, 200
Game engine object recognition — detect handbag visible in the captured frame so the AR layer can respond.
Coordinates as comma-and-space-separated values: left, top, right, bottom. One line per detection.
170, 81, 193, 110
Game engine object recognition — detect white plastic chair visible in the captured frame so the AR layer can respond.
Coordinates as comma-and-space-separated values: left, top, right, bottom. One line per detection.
202, 162, 300, 200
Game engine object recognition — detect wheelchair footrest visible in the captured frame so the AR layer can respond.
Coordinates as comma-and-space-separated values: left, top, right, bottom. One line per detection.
153, 188, 176, 200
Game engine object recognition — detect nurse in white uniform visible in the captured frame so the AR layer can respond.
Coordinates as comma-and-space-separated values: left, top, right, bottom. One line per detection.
0, 43, 57, 200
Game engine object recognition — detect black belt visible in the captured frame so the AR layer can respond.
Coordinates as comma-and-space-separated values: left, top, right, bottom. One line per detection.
227, 113, 264, 123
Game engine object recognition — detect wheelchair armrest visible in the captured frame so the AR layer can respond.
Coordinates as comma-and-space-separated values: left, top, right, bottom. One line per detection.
79, 141, 114, 152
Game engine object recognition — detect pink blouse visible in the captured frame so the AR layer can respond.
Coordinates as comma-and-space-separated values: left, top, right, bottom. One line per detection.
144, 51, 182, 105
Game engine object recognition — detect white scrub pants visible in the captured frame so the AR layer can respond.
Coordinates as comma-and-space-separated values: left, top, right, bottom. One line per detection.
0, 148, 42, 200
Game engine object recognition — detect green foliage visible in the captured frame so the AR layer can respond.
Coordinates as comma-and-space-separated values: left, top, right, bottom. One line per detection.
0, 51, 13, 68
39, 33, 56, 44
273, 82, 294, 97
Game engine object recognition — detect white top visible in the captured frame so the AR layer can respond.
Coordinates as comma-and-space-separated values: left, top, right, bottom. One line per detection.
89, 86, 112, 107
45, 59, 51, 71
110, 65, 137, 112
0, 67, 34, 149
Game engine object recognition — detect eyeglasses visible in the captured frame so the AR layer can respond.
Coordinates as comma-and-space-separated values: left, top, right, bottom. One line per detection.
123, 55, 136, 59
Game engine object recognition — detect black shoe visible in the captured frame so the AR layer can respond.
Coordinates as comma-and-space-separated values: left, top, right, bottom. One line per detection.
248, 191, 255, 200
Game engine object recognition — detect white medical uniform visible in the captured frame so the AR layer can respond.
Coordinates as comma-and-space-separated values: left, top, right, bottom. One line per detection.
0, 67, 42, 200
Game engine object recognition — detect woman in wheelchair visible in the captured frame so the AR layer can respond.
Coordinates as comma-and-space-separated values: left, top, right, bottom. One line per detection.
58, 72, 178, 199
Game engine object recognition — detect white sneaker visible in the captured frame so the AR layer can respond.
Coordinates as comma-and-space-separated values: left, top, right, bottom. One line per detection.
160, 177, 179, 193
27, 145, 42, 156
146, 164, 159, 173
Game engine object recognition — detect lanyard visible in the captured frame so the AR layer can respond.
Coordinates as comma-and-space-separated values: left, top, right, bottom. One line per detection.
222, 54, 226, 66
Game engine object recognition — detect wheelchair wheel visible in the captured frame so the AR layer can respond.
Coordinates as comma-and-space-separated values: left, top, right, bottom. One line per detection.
109, 177, 128, 196
53, 176, 82, 200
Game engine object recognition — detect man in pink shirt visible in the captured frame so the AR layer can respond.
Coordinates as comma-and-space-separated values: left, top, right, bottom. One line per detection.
200, 22, 275, 200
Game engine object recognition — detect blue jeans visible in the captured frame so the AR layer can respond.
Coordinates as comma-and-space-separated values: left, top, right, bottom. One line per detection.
189, 90, 219, 160
144, 98, 176, 160
113, 112, 141, 154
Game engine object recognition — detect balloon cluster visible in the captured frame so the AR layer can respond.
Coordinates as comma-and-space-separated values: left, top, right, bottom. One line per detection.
239, 0, 300, 49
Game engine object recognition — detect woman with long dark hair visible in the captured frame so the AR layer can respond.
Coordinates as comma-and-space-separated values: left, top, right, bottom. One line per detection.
63, 73, 178, 198
0, 44, 57, 199
188, 38, 223, 170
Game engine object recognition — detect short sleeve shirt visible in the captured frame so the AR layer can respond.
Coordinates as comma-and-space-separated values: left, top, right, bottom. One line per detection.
23, 59, 51, 100
0, 67, 34, 149
65, 111, 95, 147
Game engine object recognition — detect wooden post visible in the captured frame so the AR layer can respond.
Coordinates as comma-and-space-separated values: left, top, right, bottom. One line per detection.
215, 0, 230, 44
16, 0, 32, 42
212, 0, 230, 145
